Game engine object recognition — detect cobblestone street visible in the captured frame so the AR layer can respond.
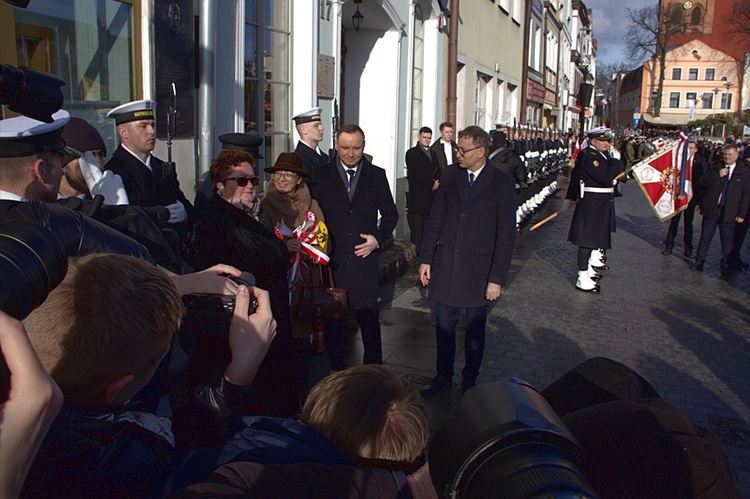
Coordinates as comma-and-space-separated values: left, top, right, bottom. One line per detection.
317, 175, 750, 495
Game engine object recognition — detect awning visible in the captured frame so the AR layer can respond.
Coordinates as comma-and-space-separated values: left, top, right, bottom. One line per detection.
642, 112, 691, 126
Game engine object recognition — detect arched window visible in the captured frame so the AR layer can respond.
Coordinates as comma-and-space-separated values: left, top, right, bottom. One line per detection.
670, 4, 682, 27
691, 5, 702, 26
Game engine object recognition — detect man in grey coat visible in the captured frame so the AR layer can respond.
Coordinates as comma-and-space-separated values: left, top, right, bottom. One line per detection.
418, 126, 517, 394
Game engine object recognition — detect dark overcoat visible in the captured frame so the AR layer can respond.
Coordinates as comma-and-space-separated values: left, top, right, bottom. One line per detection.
294, 140, 329, 177
310, 158, 398, 306
405, 144, 440, 215
105, 145, 195, 216
698, 159, 750, 221
188, 195, 298, 418
567, 146, 624, 249
419, 162, 517, 308
430, 139, 458, 170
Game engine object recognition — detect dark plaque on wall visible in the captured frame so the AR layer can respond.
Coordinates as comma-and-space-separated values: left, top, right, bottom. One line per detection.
154, 0, 195, 138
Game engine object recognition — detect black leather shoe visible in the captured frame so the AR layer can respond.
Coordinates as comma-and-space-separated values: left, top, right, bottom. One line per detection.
690, 262, 704, 272
684, 249, 693, 259
461, 379, 477, 391
422, 375, 452, 397
662, 247, 673, 255
590, 273, 602, 282
575, 284, 601, 294
721, 266, 731, 277
592, 264, 609, 271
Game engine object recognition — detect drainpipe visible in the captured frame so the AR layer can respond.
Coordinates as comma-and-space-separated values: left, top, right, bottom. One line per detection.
198, 0, 217, 178
447, 0, 458, 124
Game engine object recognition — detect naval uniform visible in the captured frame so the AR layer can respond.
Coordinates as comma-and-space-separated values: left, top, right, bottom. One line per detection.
568, 146, 623, 251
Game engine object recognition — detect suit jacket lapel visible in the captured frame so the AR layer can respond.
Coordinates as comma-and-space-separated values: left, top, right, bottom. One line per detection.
350, 161, 369, 205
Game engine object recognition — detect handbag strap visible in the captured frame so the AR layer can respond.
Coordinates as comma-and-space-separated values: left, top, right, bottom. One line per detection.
317, 264, 336, 288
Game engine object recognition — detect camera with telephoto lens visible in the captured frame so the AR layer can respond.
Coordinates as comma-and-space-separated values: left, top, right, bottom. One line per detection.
0, 219, 69, 402
0, 63, 66, 123
429, 378, 600, 498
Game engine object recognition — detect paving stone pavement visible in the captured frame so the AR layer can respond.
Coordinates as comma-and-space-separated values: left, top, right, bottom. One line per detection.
312, 175, 750, 495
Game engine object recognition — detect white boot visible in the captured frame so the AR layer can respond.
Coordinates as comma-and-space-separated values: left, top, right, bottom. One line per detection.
589, 249, 608, 270
576, 270, 600, 293
587, 264, 602, 281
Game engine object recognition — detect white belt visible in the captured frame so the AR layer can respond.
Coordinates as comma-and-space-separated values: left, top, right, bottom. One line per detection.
580, 185, 614, 198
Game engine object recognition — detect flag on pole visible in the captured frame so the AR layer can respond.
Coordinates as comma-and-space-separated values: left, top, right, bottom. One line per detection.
632, 133, 692, 222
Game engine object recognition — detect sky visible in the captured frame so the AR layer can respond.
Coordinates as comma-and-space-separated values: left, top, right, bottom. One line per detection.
585, 0, 655, 67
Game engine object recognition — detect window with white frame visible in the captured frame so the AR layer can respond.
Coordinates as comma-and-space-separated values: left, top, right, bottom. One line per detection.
721, 92, 732, 109
702, 92, 713, 109
475, 72, 491, 127
499, 0, 509, 12
672, 68, 682, 80
669, 92, 680, 108
245, 0, 290, 166
686, 92, 697, 107
688, 68, 698, 80
705, 68, 715, 80
410, 5, 425, 144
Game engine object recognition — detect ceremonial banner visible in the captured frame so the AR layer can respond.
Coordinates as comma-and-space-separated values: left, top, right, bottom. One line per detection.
632, 134, 691, 222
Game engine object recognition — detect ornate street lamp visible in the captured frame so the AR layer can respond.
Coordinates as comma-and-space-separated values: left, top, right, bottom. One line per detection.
352, 0, 364, 33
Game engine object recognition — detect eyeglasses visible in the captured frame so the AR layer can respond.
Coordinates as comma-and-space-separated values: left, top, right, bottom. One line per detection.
273, 172, 298, 180
457, 145, 483, 155
224, 176, 259, 187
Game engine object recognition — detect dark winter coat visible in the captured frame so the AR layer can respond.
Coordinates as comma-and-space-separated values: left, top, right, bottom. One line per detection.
419, 162, 517, 307
567, 146, 624, 249
310, 158, 399, 306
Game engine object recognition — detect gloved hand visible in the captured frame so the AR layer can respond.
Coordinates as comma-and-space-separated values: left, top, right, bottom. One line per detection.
166, 201, 187, 224
79, 151, 129, 205
559, 199, 572, 213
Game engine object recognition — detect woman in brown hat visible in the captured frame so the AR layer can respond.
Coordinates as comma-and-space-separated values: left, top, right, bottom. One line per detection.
261, 152, 328, 394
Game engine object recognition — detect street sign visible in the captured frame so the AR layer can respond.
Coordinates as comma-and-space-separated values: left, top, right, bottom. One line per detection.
633, 118, 641, 127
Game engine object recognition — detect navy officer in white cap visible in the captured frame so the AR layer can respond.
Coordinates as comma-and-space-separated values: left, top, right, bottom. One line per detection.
0, 110, 77, 210
292, 106, 328, 176
563, 126, 623, 293
104, 99, 194, 225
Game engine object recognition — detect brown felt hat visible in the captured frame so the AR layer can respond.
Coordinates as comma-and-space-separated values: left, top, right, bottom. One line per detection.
264, 152, 309, 178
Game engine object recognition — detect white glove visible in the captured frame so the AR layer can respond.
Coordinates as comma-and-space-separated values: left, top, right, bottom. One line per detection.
79, 151, 129, 205
559, 199, 572, 213
166, 201, 187, 224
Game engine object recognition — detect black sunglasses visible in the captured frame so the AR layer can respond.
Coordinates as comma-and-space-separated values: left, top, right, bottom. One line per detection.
224, 176, 259, 187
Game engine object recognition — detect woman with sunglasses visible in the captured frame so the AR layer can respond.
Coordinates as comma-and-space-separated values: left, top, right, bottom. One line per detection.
260, 152, 328, 394
188, 149, 299, 419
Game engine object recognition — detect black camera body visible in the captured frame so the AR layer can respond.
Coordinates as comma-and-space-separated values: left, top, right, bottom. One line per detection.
181, 271, 257, 334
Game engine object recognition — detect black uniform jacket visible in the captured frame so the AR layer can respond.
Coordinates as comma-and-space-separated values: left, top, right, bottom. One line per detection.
310, 157, 399, 306
406, 144, 440, 215
419, 162, 517, 308
294, 140, 330, 177
105, 145, 195, 217
567, 146, 624, 249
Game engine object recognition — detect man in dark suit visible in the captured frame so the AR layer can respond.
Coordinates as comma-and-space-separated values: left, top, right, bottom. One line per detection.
430, 121, 458, 171
692, 144, 750, 276
419, 126, 517, 395
406, 126, 440, 255
292, 107, 329, 177
104, 99, 195, 226
662, 140, 705, 258
310, 124, 399, 368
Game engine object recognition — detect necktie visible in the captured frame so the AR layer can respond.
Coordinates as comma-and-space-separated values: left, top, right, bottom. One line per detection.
469, 172, 475, 189
718, 168, 730, 206
346, 169, 356, 192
